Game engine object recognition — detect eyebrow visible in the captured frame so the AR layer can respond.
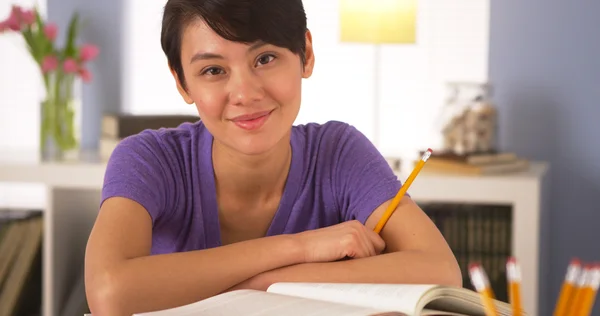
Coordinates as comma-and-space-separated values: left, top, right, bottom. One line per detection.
189, 41, 270, 64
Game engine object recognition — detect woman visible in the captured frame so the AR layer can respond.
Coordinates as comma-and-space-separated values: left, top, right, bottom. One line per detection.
84, 0, 461, 315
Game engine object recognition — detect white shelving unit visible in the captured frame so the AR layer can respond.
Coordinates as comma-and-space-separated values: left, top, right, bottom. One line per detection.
0, 153, 550, 316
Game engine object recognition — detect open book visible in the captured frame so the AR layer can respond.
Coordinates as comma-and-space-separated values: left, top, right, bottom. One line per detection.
132, 283, 525, 316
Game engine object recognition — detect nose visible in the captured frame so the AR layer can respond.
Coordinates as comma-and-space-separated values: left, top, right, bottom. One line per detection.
227, 68, 265, 106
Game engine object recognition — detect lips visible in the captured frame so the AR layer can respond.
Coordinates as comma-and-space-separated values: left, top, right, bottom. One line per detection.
230, 109, 273, 131
231, 110, 273, 122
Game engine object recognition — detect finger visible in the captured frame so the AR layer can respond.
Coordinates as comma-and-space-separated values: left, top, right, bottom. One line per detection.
357, 232, 376, 258
355, 225, 377, 258
341, 233, 360, 259
363, 229, 378, 256
343, 227, 371, 259
366, 229, 386, 254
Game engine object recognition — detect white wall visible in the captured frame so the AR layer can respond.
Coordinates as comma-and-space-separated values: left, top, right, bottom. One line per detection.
121, 0, 189, 116
0, 0, 46, 152
0, 0, 47, 209
120, 0, 490, 163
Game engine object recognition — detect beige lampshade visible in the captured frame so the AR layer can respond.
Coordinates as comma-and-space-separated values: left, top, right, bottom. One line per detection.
339, 0, 417, 44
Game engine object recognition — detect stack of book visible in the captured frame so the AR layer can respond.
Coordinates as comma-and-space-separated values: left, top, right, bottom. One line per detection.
417, 150, 530, 175
0, 209, 43, 316
99, 113, 200, 160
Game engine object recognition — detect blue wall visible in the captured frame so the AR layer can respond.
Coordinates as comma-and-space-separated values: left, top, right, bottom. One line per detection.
489, 0, 600, 315
47, 0, 123, 150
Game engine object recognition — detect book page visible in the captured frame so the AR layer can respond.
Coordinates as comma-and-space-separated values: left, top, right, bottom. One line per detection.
134, 289, 406, 316
267, 283, 437, 314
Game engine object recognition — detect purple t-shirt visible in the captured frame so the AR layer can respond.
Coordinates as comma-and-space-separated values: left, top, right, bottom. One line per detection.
101, 120, 402, 255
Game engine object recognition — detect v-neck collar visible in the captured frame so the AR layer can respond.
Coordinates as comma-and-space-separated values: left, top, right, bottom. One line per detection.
199, 127, 304, 248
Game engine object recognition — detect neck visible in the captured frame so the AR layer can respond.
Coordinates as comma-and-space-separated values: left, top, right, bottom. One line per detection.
212, 133, 292, 204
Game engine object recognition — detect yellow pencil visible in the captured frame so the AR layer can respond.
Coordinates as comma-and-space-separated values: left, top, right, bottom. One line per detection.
373, 148, 432, 234
577, 264, 600, 316
507, 257, 524, 316
553, 258, 582, 316
568, 264, 591, 316
469, 262, 498, 316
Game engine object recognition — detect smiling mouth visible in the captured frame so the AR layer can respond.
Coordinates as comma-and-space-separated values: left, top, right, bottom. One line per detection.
230, 109, 274, 131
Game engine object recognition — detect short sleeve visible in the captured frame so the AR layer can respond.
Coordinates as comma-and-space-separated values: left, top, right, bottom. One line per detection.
332, 124, 403, 224
101, 131, 169, 224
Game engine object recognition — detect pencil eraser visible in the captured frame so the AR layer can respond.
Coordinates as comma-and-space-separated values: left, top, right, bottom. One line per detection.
426, 148, 433, 153
468, 262, 481, 271
507, 256, 517, 264
570, 258, 581, 265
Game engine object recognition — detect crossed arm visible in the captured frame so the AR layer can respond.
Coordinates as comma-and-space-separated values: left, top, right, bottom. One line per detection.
228, 197, 462, 291
85, 196, 460, 315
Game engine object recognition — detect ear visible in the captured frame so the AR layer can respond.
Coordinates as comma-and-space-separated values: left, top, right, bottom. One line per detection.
170, 66, 194, 104
302, 29, 315, 79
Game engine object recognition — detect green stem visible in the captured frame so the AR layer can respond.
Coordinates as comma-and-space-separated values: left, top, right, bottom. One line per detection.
64, 75, 76, 148
41, 71, 78, 156
53, 72, 64, 149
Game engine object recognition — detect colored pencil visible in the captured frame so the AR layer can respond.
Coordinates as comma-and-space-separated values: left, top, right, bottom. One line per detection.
373, 148, 432, 234
507, 257, 524, 316
553, 258, 582, 316
469, 262, 498, 316
577, 264, 600, 316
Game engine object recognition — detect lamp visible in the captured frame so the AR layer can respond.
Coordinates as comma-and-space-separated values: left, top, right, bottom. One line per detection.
339, 0, 417, 148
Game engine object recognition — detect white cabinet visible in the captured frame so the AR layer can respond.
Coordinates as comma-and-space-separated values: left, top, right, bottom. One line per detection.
0, 154, 549, 316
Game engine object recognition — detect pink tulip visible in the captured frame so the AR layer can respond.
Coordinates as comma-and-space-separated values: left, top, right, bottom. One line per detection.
78, 67, 92, 83
10, 5, 23, 16
79, 44, 99, 62
6, 7, 21, 31
44, 23, 57, 41
0, 21, 8, 32
41, 55, 58, 73
63, 58, 78, 73
20, 9, 36, 25
0, 6, 34, 32
7, 19, 20, 31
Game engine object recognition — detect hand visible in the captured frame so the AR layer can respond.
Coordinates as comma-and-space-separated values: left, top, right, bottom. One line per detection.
294, 220, 385, 263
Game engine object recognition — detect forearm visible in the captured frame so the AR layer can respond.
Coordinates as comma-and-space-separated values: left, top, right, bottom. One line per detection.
88, 235, 303, 316
244, 250, 462, 291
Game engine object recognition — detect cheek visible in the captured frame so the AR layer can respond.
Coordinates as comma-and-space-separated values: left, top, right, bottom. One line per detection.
263, 68, 302, 105
180, 65, 227, 119
188, 84, 227, 118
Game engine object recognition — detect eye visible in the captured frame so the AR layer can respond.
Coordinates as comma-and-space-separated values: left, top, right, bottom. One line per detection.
200, 67, 225, 76
256, 54, 276, 67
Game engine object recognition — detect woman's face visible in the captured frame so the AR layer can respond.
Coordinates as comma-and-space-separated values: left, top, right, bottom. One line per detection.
173, 19, 315, 156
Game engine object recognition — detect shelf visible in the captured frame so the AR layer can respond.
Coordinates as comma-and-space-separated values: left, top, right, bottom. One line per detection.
0, 151, 550, 316
0, 150, 548, 192
0, 150, 106, 189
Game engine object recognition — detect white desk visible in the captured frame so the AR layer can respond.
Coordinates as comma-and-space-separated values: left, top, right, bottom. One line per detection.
0, 153, 549, 316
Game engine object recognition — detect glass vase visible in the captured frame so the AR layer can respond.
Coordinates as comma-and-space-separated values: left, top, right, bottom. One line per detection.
40, 72, 81, 161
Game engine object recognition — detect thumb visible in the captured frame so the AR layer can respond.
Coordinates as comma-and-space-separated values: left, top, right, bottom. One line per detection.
367, 230, 386, 254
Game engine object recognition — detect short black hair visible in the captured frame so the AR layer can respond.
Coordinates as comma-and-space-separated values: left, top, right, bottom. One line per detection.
161, 0, 308, 91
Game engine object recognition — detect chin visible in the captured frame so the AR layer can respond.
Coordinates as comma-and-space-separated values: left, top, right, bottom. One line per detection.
228, 125, 290, 156
231, 137, 282, 156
